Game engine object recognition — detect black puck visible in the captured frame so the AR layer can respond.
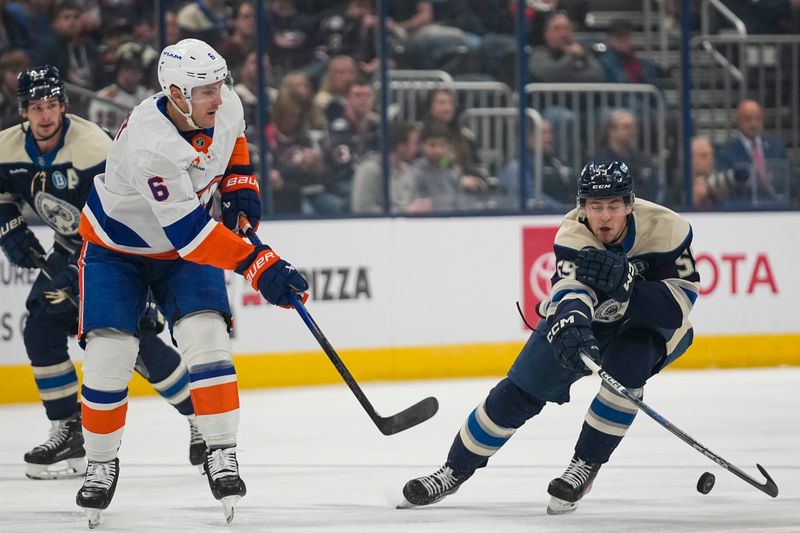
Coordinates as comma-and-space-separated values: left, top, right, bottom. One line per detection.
697, 472, 715, 494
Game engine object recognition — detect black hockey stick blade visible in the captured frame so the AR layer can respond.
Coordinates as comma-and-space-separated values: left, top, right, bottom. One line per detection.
373, 396, 439, 436
580, 353, 779, 498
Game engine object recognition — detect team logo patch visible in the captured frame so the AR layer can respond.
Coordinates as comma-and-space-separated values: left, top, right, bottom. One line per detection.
34, 192, 81, 235
51, 171, 67, 189
593, 299, 626, 323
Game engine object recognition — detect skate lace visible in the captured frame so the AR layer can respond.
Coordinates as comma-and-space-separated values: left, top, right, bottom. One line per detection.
189, 420, 203, 446
84, 461, 116, 490
36, 420, 72, 452
207, 448, 239, 481
419, 466, 459, 496
560, 457, 594, 489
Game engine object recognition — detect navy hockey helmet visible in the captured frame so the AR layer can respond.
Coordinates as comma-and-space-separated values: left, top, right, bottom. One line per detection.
577, 161, 634, 204
17, 65, 67, 112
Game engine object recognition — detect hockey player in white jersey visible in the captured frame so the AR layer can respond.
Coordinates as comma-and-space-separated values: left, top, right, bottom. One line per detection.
400, 161, 700, 514
0, 65, 206, 481
75, 39, 308, 527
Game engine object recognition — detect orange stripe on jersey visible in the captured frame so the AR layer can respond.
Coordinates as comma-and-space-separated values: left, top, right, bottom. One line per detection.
82, 402, 128, 435
190, 381, 240, 415
183, 223, 254, 270
79, 212, 180, 260
228, 136, 251, 167
197, 175, 223, 199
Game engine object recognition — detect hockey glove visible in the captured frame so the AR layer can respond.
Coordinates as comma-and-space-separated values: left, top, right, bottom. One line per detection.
0, 215, 45, 269
138, 301, 166, 334
220, 173, 261, 234
574, 247, 635, 302
44, 263, 79, 313
546, 312, 599, 375
235, 245, 309, 308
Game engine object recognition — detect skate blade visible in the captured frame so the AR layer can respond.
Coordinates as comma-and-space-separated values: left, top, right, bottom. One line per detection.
395, 497, 416, 509
546, 496, 578, 515
26, 457, 87, 480
86, 508, 103, 529
221, 495, 241, 524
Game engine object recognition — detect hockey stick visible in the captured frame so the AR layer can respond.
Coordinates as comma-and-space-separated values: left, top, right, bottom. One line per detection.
241, 220, 438, 435
29, 249, 78, 307
580, 353, 779, 498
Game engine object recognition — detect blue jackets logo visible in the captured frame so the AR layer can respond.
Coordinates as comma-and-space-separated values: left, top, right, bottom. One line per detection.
51, 171, 67, 189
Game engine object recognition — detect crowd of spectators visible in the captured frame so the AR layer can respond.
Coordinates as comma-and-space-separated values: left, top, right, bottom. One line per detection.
0, 0, 796, 214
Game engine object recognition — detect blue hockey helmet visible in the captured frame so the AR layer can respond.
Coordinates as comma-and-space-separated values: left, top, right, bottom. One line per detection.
577, 161, 634, 204
17, 65, 67, 112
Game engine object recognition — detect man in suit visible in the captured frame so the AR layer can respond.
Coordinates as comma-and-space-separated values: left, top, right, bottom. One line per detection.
716, 99, 792, 206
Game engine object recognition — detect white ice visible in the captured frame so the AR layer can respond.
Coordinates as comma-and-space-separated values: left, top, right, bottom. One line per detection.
0, 368, 798, 532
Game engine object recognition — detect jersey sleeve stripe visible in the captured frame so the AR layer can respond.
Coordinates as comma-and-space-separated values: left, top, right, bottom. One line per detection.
165, 204, 214, 251
228, 136, 250, 167
85, 188, 149, 247
181, 222, 254, 270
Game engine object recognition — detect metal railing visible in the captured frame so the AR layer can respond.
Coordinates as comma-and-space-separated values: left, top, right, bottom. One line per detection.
524, 83, 667, 190
385, 80, 514, 122
642, 0, 670, 68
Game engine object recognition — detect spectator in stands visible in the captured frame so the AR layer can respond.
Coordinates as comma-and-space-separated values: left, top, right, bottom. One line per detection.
0, 47, 30, 128
34, 1, 99, 90
280, 71, 315, 109
267, 0, 318, 79
4, 0, 53, 54
422, 88, 490, 193
352, 120, 424, 214
322, 76, 380, 212
310, 55, 356, 129
528, 12, 604, 84
316, 0, 381, 76
218, 1, 256, 74
715, 99, 792, 205
590, 109, 663, 202
723, 0, 800, 34
690, 136, 746, 210
176, 0, 231, 47
408, 122, 485, 212
267, 88, 325, 214
89, 42, 153, 133
599, 19, 659, 87
234, 50, 277, 139
500, 120, 574, 210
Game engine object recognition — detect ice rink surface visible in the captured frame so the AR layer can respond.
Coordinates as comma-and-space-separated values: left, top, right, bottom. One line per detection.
0, 367, 798, 533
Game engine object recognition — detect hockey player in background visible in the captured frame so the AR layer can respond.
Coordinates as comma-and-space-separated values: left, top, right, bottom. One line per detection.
76, 39, 308, 525
0, 66, 206, 481
400, 161, 700, 514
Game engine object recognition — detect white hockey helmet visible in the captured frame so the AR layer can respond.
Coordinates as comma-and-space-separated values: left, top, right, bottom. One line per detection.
157, 38, 229, 100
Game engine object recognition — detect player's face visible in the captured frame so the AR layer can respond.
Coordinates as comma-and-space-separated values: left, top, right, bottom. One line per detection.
584, 197, 631, 245
190, 81, 224, 129
24, 96, 65, 140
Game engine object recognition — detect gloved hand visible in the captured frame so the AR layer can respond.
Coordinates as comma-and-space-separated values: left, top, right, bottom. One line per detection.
138, 301, 165, 334
44, 263, 79, 313
0, 215, 45, 268
574, 247, 635, 301
546, 312, 599, 375
235, 245, 309, 308
220, 173, 261, 234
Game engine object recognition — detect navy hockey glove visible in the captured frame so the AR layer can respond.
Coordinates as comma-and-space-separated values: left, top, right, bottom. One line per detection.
0, 215, 45, 269
138, 301, 165, 334
574, 247, 635, 301
235, 245, 309, 308
220, 173, 261, 234
546, 312, 599, 375
44, 263, 79, 313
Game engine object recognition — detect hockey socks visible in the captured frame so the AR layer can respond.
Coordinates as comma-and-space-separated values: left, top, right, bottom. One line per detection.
575, 381, 641, 464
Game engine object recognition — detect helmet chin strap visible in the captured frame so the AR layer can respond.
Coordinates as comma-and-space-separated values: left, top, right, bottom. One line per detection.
167, 95, 201, 130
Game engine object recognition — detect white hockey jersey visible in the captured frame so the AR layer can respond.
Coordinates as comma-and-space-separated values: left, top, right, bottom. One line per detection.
79, 86, 256, 270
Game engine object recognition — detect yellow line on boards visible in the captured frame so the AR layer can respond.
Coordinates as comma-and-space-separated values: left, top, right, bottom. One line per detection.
1, 335, 799, 405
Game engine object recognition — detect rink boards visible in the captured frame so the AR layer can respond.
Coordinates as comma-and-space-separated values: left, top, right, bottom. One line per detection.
1, 211, 798, 404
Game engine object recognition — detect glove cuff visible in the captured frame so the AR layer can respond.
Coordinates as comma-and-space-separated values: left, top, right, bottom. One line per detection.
221, 174, 260, 193
237, 246, 280, 290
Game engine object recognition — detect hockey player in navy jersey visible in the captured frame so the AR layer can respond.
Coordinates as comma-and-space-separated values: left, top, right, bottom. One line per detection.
400, 161, 700, 514
75, 39, 309, 526
0, 66, 206, 481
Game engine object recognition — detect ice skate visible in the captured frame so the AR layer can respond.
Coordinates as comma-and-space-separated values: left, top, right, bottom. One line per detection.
76, 458, 119, 529
24, 415, 86, 480
546, 456, 601, 515
204, 447, 246, 523
398, 465, 473, 508
188, 418, 206, 470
